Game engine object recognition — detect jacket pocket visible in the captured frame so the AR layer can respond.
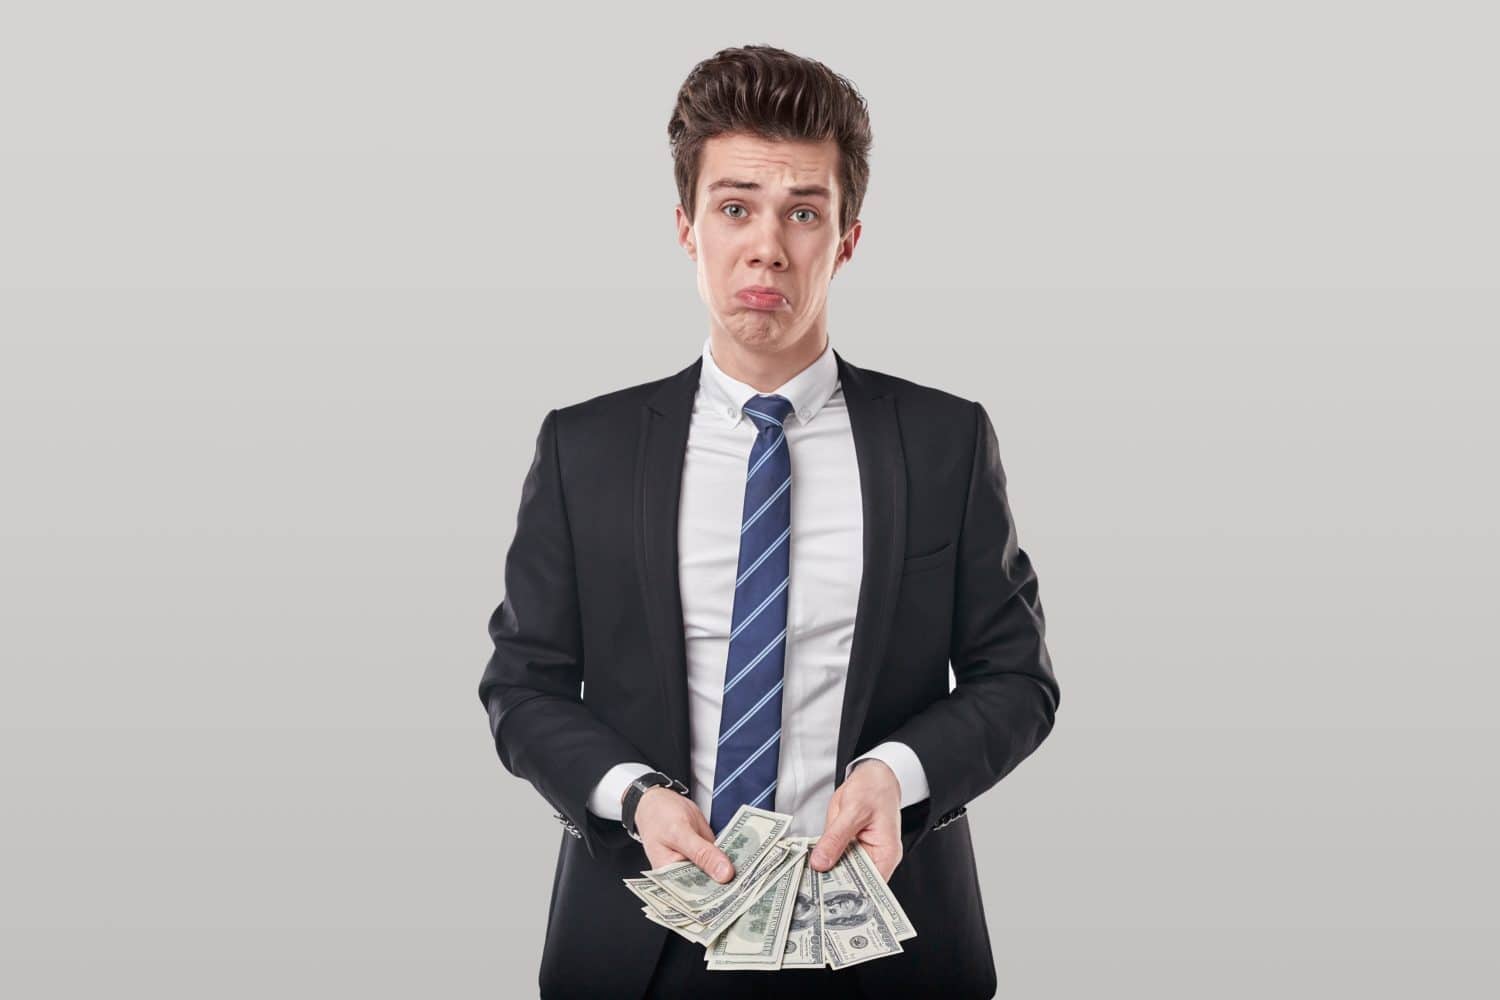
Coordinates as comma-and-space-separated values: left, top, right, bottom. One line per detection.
901, 540, 953, 576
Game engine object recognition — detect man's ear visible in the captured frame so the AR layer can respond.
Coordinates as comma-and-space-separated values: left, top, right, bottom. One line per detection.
675, 204, 696, 259
842, 218, 863, 259
833, 218, 862, 276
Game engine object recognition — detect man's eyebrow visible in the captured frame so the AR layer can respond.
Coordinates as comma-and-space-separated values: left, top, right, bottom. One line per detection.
704, 178, 831, 199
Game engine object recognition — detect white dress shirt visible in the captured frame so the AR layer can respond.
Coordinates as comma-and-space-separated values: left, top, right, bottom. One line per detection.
586, 335, 930, 838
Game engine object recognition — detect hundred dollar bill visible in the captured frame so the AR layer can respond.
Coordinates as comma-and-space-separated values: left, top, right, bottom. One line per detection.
842, 842, 917, 942
699, 842, 806, 961
778, 847, 826, 969
705, 845, 806, 970
702, 833, 822, 959
639, 902, 698, 936
688, 839, 806, 947
638, 901, 699, 929
817, 853, 904, 970
638, 840, 802, 950
623, 877, 703, 929
622, 814, 915, 971
642, 805, 793, 913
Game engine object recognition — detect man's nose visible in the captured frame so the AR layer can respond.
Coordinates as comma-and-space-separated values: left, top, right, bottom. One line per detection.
746, 223, 788, 269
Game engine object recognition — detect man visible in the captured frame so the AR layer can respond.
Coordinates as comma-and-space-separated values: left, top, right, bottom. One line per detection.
478, 45, 1059, 999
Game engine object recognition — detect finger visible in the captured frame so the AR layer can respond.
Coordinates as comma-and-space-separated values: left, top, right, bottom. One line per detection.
855, 825, 902, 881
811, 810, 865, 872
809, 798, 842, 873
676, 830, 734, 883
688, 809, 717, 843
822, 795, 841, 836
814, 791, 844, 853
865, 843, 899, 882
685, 813, 735, 881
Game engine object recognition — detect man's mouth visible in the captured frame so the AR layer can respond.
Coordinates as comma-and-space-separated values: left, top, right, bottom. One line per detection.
736, 287, 787, 310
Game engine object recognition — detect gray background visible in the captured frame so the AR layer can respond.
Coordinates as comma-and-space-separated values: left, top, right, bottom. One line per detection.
2, 1, 1496, 996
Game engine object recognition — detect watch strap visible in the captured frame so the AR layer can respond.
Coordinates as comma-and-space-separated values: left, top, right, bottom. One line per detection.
621, 770, 688, 842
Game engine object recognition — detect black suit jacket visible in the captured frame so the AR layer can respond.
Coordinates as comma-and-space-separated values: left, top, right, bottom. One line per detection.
478, 349, 1060, 999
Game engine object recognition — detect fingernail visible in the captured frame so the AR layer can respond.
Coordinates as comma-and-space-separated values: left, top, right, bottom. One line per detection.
811, 850, 829, 869
715, 863, 731, 880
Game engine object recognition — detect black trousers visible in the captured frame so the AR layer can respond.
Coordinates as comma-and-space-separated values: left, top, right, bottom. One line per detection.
643, 929, 866, 999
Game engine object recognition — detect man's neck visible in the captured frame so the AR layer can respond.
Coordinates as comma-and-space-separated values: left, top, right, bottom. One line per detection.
709, 329, 829, 394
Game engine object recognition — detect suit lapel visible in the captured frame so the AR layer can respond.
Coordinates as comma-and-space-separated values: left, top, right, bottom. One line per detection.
637, 356, 701, 785
635, 348, 907, 797
831, 349, 907, 779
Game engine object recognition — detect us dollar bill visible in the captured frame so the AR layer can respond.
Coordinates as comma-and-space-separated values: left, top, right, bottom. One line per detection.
622, 805, 917, 971
816, 852, 905, 970
843, 841, 917, 942
623, 877, 706, 932
704, 844, 806, 970
777, 846, 826, 969
635, 840, 805, 948
641, 805, 792, 913
687, 840, 805, 946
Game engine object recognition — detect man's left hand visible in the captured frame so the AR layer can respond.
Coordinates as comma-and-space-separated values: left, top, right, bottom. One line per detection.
809, 758, 903, 882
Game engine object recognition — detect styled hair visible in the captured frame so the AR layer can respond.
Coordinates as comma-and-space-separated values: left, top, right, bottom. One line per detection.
667, 45, 873, 238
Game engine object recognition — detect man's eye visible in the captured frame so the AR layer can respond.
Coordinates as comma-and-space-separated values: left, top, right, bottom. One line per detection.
720, 204, 818, 223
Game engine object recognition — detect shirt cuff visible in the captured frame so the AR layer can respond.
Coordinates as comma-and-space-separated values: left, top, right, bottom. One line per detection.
845, 741, 931, 809
586, 761, 656, 821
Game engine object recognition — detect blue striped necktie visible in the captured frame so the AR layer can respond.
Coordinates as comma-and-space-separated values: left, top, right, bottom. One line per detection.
709, 392, 796, 834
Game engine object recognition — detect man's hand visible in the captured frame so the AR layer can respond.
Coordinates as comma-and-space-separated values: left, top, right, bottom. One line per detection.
810, 758, 903, 882
632, 787, 736, 884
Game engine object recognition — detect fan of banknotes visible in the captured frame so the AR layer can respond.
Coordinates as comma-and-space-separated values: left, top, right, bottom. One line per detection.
621, 803, 916, 971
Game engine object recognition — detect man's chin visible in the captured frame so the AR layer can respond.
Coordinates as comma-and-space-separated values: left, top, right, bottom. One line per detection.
720, 318, 787, 350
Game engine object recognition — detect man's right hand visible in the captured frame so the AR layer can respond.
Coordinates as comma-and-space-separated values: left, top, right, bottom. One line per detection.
632, 787, 736, 884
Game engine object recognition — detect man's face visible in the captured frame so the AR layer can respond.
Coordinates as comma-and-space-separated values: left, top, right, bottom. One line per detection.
676, 131, 861, 356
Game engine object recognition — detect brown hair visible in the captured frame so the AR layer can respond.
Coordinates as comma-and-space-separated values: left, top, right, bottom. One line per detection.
667, 45, 873, 238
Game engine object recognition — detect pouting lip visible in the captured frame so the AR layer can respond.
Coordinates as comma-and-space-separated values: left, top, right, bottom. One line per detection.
737, 285, 788, 303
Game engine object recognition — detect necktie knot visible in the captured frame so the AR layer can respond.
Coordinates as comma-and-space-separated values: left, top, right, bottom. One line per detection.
743, 394, 795, 433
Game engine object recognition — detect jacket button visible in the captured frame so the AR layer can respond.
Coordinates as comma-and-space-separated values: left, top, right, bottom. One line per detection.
933, 805, 966, 830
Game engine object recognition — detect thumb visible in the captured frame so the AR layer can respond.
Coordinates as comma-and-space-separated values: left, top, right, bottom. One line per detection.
679, 829, 735, 884
812, 813, 860, 873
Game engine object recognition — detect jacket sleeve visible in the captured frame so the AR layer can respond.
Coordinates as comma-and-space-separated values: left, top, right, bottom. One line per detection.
477, 407, 652, 860
879, 399, 1061, 855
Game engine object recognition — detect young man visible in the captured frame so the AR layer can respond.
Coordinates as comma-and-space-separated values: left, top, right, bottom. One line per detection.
478, 45, 1059, 999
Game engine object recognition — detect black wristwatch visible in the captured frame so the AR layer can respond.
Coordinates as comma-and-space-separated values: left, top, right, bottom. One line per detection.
621, 770, 689, 843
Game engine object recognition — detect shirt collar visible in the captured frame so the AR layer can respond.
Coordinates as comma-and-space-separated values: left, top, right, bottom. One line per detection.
699, 334, 840, 428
